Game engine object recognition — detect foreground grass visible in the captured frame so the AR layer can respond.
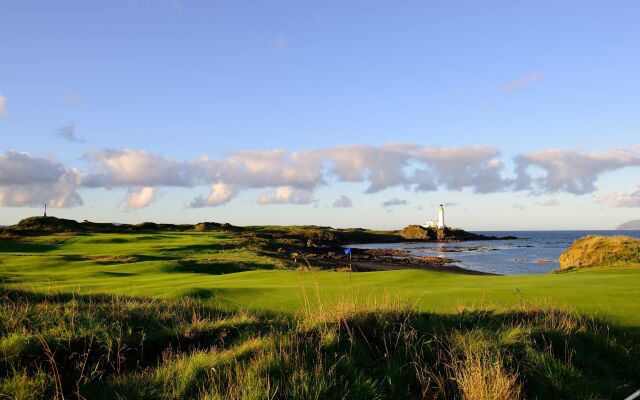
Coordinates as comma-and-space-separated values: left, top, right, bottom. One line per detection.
1, 286, 638, 400
1, 232, 639, 398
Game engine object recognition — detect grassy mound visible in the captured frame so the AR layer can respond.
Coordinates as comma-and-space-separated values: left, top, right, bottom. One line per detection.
9, 216, 84, 234
559, 235, 640, 270
400, 224, 431, 239
1, 286, 638, 400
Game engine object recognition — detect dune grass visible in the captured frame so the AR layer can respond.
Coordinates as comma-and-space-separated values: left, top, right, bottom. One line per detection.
559, 235, 640, 270
0, 286, 638, 400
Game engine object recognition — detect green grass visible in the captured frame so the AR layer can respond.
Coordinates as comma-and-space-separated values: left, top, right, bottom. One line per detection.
1, 287, 638, 399
1, 231, 639, 399
1, 232, 639, 326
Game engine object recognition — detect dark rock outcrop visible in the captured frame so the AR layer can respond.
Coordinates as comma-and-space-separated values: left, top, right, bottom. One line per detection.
400, 225, 517, 242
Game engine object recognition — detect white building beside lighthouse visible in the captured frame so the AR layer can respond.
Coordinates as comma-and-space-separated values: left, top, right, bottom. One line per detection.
425, 204, 446, 229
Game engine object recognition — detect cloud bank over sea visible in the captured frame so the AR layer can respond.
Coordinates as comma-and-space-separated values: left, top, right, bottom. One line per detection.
1, 144, 639, 209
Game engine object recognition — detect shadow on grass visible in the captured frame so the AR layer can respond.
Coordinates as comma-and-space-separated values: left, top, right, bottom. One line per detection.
0, 238, 61, 253
94, 271, 139, 277
181, 287, 215, 299
160, 242, 241, 253
61, 254, 175, 264
162, 260, 275, 275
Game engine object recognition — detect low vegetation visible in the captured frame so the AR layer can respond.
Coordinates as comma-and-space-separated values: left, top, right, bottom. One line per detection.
1, 221, 639, 398
1, 285, 638, 400
559, 235, 640, 270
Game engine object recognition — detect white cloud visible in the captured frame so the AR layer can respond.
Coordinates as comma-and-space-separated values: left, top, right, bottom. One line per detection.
318, 144, 510, 194
190, 182, 236, 207
217, 149, 323, 189
332, 195, 353, 208
409, 145, 508, 193
257, 186, 314, 205
83, 149, 201, 187
503, 70, 544, 93
515, 148, 640, 194
0, 94, 10, 119
56, 121, 85, 143
3, 144, 640, 209
381, 197, 408, 208
0, 151, 82, 207
125, 187, 158, 209
597, 187, 640, 208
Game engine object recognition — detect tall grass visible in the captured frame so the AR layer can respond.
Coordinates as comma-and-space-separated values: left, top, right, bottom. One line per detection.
559, 235, 640, 269
1, 284, 638, 399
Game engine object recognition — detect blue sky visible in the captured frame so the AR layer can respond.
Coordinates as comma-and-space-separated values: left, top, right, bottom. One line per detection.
1, 0, 639, 229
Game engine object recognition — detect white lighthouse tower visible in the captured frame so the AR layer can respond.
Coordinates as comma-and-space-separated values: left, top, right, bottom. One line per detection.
437, 204, 445, 229
425, 204, 447, 229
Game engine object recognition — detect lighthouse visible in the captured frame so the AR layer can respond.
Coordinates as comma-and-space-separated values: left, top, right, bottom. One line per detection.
425, 204, 447, 229
437, 204, 445, 229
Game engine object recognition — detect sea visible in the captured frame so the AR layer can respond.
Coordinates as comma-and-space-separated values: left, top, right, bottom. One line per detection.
349, 231, 640, 275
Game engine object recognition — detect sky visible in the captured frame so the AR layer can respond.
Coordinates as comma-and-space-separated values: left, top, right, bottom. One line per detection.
1, 0, 639, 230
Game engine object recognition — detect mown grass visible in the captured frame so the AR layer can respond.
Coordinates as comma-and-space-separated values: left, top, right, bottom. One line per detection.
1, 232, 639, 325
1, 286, 638, 399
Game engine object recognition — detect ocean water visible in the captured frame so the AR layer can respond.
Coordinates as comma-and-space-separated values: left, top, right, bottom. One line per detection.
350, 231, 640, 275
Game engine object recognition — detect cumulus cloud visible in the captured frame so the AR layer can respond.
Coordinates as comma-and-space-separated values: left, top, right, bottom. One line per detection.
332, 195, 353, 208
410, 146, 508, 193
514, 148, 640, 194
56, 121, 85, 143
0, 94, 10, 119
503, 70, 544, 93
125, 187, 158, 209
190, 182, 236, 207
318, 144, 510, 194
321, 144, 415, 193
381, 197, 408, 207
83, 149, 202, 187
0, 151, 82, 207
3, 144, 640, 209
596, 187, 640, 208
217, 149, 323, 190
257, 186, 314, 205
